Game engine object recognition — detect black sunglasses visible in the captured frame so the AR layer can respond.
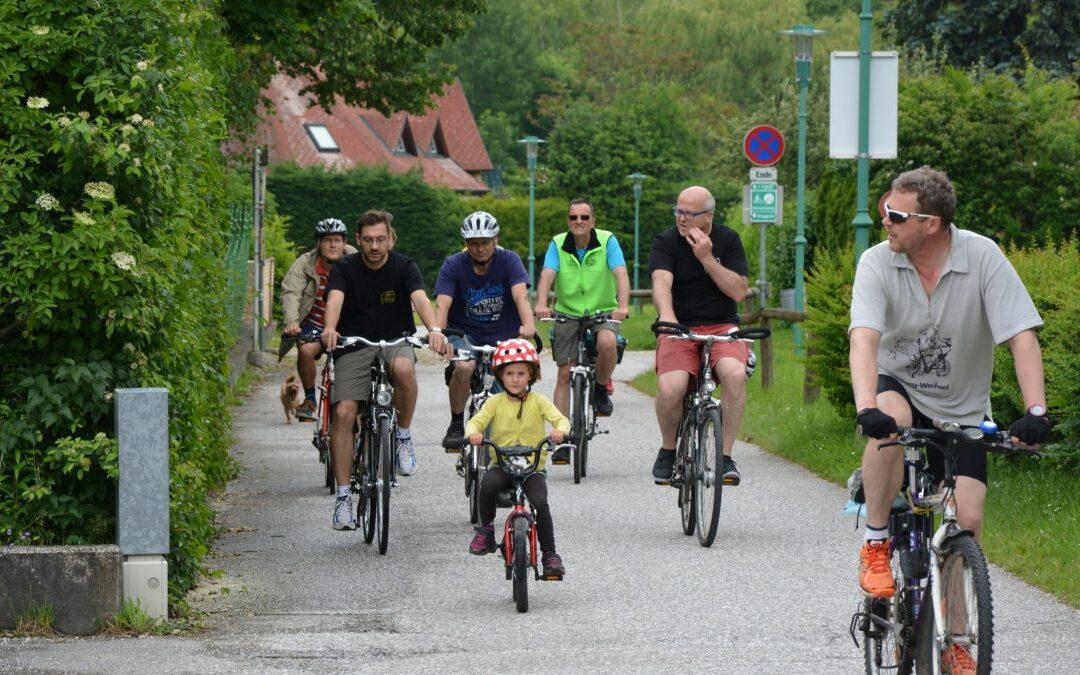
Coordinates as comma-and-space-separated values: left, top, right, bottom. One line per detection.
568, 214, 591, 221
884, 202, 936, 225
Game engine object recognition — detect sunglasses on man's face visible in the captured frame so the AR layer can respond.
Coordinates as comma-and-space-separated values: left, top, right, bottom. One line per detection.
568, 214, 591, 222
884, 202, 936, 225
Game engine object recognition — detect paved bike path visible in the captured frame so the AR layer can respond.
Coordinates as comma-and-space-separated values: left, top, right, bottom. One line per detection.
2, 349, 1077, 673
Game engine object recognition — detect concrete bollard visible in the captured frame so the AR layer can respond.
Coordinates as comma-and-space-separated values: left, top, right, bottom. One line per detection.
115, 388, 169, 618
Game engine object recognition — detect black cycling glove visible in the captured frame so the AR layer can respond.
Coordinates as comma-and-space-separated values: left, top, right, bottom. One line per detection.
857, 407, 898, 439
1009, 413, 1051, 445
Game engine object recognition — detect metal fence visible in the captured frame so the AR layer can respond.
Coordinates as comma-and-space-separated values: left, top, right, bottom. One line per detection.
224, 204, 252, 336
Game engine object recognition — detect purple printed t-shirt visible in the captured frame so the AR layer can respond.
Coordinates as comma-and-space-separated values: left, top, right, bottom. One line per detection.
434, 247, 529, 345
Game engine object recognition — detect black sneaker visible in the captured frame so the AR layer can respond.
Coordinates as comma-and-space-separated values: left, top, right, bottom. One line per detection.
722, 456, 741, 486
593, 386, 613, 417
442, 419, 466, 451
551, 447, 570, 465
652, 448, 675, 484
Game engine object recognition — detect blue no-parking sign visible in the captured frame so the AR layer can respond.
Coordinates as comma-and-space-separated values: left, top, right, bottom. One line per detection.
743, 125, 785, 166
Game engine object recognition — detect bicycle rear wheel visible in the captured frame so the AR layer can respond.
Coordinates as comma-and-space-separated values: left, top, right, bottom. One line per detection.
512, 517, 529, 613
916, 534, 993, 675
467, 445, 481, 524
570, 374, 589, 484
677, 421, 696, 536
360, 427, 377, 543
693, 407, 723, 547
375, 416, 392, 554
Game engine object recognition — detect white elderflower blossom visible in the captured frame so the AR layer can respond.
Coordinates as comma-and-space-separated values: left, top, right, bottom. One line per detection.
31, 25, 49, 35
58, 116, 72, 127
133, 157, 142, 167
73, 211, 95, 226
130, 74, 143, 86
78, 111, 90, 120
111, 251, 136, 271
128, 113, 143, 125
136, 60, 148, 71
142, 118, 154, 127
26, 97, 48, 109
121, 123, 134, 133
103, 391, 114, 402
118, 142, 131, 153
84, 182, 115, 200
35, 193, 60, 211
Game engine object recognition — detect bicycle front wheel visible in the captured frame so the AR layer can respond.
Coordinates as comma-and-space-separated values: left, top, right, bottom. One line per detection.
570, 374, 590, 484
467, 445, 481, 524
916, 534, 993, 675
693, 407, 723, 547
375, 416, 392, 555
512, 517, 529, 613
677, 420, 696, 536
360, 428, 377, 543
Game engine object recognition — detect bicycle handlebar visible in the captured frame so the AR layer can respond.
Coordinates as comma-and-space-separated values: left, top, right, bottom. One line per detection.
878, 423, 1042, 459
481, 437, 575, 475
651, 321, 771, 342
445, 332, 544, 361
335, 334, 424, 352
541, 311, 622, 327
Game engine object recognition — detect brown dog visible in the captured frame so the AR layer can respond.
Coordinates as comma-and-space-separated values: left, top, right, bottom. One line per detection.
280, 373, 304, 424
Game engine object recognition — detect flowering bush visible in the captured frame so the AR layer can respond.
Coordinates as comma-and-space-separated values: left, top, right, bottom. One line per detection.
0, 1, 235, 605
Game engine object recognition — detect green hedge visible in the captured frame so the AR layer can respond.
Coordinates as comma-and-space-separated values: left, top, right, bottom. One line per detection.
804, 242, 1080, 470
267, 163, 460, 289
0, 2, 235, 608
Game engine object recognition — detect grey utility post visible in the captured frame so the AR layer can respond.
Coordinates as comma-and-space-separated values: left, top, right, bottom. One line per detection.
116, 387, 169, 618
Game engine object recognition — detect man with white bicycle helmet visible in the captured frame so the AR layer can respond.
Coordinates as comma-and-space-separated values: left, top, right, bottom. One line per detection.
464, 338, 570, 577
280, 217, 356, 420
434, 210, 536, 449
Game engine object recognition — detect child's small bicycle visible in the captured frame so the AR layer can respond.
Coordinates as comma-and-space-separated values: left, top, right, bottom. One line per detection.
476, 437, 574, 613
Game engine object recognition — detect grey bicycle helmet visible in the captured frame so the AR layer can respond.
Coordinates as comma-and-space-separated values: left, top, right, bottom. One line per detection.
460, 211, 499, 239
314, 217, 347, 238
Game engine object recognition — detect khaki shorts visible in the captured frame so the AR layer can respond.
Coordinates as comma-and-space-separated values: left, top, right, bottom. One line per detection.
331, 344, 416, 403
550, 318, 621, 366
654, 323, 749, 376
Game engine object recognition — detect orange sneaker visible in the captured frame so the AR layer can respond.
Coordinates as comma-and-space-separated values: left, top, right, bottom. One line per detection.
943, 643, 976, 674
859, 540, 895, 598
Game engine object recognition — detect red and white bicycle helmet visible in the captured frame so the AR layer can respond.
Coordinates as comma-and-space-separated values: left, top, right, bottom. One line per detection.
492, 338, 541, 383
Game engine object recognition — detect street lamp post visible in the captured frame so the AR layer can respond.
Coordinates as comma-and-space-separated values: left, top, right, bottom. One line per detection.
517, 135, 545, 284
780, 24, 825, 354
626, 172, 648, 294
853, 0, 874, 261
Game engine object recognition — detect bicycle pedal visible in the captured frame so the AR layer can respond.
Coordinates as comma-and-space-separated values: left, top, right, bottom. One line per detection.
541, 573, 564, 581
551, 457, 570, 466
444, 445, 462, 454
654, 478, 673, 486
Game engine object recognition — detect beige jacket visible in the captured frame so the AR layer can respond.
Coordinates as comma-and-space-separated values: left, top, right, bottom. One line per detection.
280, 246, 357, 325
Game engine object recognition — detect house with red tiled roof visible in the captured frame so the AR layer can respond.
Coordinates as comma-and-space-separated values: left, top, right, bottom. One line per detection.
258, 74, 492, 194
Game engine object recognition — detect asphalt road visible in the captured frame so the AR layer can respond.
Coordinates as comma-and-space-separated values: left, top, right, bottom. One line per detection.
4, 349, 1078, 673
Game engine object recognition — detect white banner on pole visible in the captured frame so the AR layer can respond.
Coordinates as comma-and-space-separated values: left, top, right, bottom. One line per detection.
828, 51, 899, 159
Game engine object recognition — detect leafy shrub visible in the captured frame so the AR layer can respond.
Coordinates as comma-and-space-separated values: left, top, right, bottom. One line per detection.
267, 163, 458, 288
0, 2, 235, 605
803, 244, 857, 418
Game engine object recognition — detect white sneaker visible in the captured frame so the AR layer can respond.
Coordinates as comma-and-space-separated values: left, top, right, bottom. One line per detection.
332, 495, 355, 530
397, 435, 417, 476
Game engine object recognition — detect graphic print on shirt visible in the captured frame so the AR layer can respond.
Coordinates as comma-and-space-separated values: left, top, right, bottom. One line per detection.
380, 290, 396, 305
464, 282, 506, 324
890, 325, 952, 379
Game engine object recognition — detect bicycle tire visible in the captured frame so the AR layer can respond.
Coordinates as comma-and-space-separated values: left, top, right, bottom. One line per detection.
571, 374, 589, 484
467, 444, 480, 524
512, 517, 529, 613
693, 407, 723, 547
678, 419, 696, 536
319, 432, 333, 491
375, 416, 392, 555
360, 427, 376, 543
915, 534, 993, 675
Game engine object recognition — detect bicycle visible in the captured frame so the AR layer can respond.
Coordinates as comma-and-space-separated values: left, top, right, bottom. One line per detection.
650, 321, 770, 547
540, 311, 624, 484
849, 420, 1041, 675
475, 437, 573, 613
334, 334, 423, 555
280, 332, 335, 493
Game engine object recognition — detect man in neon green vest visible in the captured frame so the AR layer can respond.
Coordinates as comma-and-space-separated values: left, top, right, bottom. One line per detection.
535, 199, 630, 463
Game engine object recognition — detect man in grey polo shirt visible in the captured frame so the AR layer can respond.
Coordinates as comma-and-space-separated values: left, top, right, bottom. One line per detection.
848, 166, 1051, 609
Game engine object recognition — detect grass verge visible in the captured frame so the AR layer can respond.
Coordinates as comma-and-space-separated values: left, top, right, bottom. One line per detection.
631, 325, 1078, 607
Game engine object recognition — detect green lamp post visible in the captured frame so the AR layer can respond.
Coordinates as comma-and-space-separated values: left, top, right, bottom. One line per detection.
627, 172, 649, 293
517, 135, 545, 284
853, 0, 874, 261
780, 24, 825, 354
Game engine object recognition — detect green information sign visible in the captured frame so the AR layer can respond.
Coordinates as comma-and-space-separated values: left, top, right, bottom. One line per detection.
750, 181, 778, 222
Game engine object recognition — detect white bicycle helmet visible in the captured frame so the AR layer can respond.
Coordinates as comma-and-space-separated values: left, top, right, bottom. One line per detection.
314, 217, 347, 238
460, 211, 499, 239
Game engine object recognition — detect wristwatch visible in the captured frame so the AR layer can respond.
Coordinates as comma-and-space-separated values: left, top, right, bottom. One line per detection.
1027, 405, 1046, 417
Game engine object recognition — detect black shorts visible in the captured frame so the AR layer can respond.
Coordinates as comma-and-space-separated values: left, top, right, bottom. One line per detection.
877, 374, 988, 485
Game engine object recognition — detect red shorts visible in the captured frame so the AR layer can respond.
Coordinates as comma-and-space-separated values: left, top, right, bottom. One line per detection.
655, 323, 750, 376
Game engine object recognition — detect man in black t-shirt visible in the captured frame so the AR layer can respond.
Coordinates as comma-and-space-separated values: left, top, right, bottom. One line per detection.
321, 209, 448, 531
648, 185, 752, 486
